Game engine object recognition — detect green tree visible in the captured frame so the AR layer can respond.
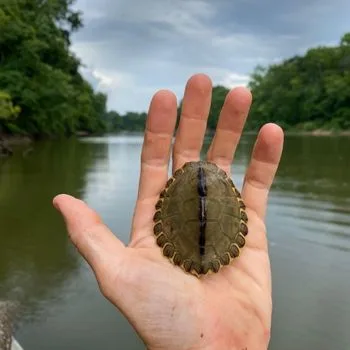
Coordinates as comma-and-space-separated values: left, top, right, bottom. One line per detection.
0, 91, 21, 134
248, 32, 350, 131
0, 91, 20, 121
0, 0, 107, 137
175, 86, 230, 133
207, 86, 229, 130
340, 33, 350, 46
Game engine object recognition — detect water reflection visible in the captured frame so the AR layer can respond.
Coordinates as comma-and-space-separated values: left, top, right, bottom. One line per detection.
274, 135, 350, 201
0, 139, 108, 322
264, 135, 350, 350
0, 134, 349, 350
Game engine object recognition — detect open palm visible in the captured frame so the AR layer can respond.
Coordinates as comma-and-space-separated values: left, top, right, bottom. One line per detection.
53, 74, 284, 350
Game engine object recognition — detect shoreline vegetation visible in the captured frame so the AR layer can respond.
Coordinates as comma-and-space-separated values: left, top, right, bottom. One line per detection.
1, 119, 350, 155
1, 126, 350, 146
0, 1, 349, 156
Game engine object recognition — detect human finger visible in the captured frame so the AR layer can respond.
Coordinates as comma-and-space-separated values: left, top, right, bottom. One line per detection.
172, 74, 212, 172
131, 90, 177, 242
241, 123, 284, 219
137, 90, 177, 201
207, 87, 252, 174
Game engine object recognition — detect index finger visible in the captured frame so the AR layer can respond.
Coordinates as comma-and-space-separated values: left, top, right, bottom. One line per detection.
131, 90, 177, 242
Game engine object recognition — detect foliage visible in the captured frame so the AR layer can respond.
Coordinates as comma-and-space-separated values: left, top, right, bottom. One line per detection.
207, 86, 230, 130
0, 0, 107, 137
106, 86, 229, 134
3, 1, 348, 137
247, 32, 350, 131
105, 111, 147, 132
108, 33, 350, 133
0, 91, 21, 121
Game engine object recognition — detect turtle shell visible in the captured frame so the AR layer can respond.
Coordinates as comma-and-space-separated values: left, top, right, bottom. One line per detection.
153, 161, 248, 277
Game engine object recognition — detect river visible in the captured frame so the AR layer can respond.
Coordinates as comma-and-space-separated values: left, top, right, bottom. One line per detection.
0, 134, 349, 350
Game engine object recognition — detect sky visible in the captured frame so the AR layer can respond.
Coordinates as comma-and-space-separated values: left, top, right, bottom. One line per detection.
70, 0, 350, 114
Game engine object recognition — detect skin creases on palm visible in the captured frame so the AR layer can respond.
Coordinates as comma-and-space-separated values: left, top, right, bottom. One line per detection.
123, 209, 269, 349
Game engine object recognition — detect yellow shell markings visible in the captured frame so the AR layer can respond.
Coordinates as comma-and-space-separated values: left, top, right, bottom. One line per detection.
153, 161, 248, 277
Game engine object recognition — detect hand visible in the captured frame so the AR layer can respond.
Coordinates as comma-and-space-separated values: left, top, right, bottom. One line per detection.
53, 74, 284, 350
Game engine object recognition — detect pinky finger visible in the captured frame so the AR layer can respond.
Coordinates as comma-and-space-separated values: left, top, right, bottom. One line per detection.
241, 123, 284, 220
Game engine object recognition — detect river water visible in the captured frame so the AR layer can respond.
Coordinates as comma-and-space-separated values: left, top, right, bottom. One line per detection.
0, 134, 349, 350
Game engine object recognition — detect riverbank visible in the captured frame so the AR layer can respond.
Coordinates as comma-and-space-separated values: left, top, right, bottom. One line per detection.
1, 127, 349, 147
0, 134, 32, 146
220, 129, 350, 137
257, 129, 350, 136
286, 129, 350, 136
0, 134, 32, 157
107, 128, 350, 137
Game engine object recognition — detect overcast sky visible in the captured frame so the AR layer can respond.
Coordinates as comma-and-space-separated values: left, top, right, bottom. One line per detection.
70, 0, 350, 114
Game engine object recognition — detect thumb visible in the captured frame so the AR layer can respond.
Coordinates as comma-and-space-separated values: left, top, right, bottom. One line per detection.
52, 194, 125, 275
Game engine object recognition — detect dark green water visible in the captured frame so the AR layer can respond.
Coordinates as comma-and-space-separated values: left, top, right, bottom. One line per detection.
0, 134, 349, 350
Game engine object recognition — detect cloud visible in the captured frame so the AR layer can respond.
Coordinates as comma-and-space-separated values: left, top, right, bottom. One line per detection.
219, 72, 251, 88
70, 0, 350, 113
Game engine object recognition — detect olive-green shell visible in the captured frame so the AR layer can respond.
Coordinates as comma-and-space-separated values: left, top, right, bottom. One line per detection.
153, 161, 248, 277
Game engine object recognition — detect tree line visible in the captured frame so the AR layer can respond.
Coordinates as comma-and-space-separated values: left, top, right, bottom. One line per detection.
106, 33, 350, 133
0, 0, 106, 138
1, 1, 349, 138
247, 33, 350, 131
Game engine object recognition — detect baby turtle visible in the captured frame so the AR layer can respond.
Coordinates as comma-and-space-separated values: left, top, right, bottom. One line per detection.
153, 161, 248, 277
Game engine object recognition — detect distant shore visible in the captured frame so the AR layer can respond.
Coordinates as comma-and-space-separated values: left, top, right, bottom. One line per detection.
105, 129, 350, 137
1, 127, 350, 147
0, 134, 33, 146
243, 129, 350, 136
287, 130, 350, 136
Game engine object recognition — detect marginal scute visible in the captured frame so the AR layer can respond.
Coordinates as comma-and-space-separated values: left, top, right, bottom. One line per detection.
153, 222, 163, 235
155, 199, 162, 210
219, 253, 230, 266
173, 253, 182, 266
236, 233, 246, 248
174, 168, 183, 177
192, 262, 202, 275
234, 188, 241, 198
240, 222, 248, 236
240, 210, 248, 223
163, 243, 175, 257
166, 177, 174, 187
202, 264, 210, 275
153, 160, 249, 277
156, 233, 167, 247
229, 244, 240, 258
183, 260, 192, 272
207, 262, 214, 272
212, 260, 220, 273
217, 168, 227, 179
153, 210, 161, 222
